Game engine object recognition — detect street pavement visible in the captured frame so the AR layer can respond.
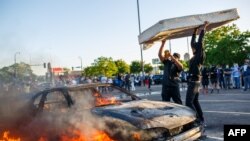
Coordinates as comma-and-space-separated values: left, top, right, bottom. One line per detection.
130, 84, 250, 141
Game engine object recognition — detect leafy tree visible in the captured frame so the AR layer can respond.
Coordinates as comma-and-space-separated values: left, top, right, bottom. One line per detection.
144, 63, 153, 73
158, 64, 164, 71
0, 62, 36, 83
91, 57, 118, 77
114, 59, 130, 74
83, 66, 98, 77
130, 60, 141, 74
204, 24, 250, 66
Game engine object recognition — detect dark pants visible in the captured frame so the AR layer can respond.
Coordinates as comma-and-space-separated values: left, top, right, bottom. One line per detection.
161, 84, 182, 104
219, 77, 225, 89
225, 76, 231, 89
186, 81, 204, 122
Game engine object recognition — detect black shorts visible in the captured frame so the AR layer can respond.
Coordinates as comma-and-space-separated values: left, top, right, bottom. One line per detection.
202, 79, 209, 86
210, 78, 218, 84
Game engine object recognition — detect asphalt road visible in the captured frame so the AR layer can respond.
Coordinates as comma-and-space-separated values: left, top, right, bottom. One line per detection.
132, 84, 250, 141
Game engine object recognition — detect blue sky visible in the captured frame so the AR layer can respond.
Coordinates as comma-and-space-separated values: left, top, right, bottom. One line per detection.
0, 0, 249, 75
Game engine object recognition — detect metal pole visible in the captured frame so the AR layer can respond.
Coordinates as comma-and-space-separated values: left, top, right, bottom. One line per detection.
169, 40, 172, 53
137, 0, 144, 75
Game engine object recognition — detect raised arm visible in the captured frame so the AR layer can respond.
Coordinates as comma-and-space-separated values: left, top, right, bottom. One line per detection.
191, 28, 198, 48
170, 55, 183, 71
158, 39, 167, 62
198, 21, 209, 45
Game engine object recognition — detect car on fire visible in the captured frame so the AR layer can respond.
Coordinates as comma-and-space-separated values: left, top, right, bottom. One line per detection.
25, 83, 202, 141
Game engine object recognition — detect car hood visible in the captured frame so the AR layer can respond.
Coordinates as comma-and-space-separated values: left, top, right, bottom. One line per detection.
92, 99, 196, 130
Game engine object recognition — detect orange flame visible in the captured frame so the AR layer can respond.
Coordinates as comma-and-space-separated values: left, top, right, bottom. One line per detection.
1, 130, 114, 141
94, 93, 120, 107
37, 129, 114, 141
1, 131, 20, 141
133, 132, 141, 141
92, 131, 114, 141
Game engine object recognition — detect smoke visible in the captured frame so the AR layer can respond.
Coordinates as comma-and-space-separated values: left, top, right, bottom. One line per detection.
0, 89, 112, 141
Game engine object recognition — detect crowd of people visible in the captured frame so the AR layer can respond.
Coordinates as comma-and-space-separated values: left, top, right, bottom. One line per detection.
200, 60, 250, 94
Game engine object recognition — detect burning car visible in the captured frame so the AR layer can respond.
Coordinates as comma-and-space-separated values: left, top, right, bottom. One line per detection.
1, 83, 202, 141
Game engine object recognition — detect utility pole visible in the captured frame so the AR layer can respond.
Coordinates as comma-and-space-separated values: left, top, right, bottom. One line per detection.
137, 0, 144, 75
169, 40, 172, 53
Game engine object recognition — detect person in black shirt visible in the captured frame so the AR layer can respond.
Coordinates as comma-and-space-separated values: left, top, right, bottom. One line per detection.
218, 65, 225, 90
201, 66, 209, 94
158, 39, 183, 104
210, 65, 219, 93
186, 21, 209, 126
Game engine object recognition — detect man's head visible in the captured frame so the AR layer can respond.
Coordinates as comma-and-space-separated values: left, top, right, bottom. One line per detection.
245, 59, 250, 64
173, 53, 180, 60
164, 50, 170, 58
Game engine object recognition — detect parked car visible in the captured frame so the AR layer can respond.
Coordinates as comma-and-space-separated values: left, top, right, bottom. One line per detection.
152, 74, 163, 84
6, 83, 202, 141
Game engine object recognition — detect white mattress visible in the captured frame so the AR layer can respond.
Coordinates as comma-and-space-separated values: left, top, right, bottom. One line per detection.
138, 8, 240, 50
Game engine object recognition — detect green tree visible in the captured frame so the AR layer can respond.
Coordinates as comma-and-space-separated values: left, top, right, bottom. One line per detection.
130, 60, 141, 74
92, 57, 118, 77
83, 66, 98, 77
204, 24, 250, 66
144, 63, 153, 73
0, 62, 36, 83
158, 64, 164, 71
114, 59, 130, 74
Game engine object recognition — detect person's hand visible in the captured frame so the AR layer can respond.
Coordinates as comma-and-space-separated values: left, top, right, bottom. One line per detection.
204, 21, 209, 28
194, 27, 199, 34
162, 37, 167, 44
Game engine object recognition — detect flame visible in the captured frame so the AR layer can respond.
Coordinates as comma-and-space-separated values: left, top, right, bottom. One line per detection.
1, 130, 114, 141
37, 130, 114, 141
0, 131, 20, 141
94, 93, 120, 106
133, 132, 141, 141
92, 131, 114, 141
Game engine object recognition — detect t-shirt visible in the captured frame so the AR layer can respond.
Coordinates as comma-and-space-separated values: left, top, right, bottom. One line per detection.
162, 59, 181, 86
224, 68, 231, 77
210, 66, 218, 79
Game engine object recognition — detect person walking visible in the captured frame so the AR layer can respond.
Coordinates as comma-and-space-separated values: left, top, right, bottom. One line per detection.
158, 39, 183, 104
201, 66, 209, 94
124, 73, 131, 91
232, 63, 241, 89
224, 65, 232, 89
218, 65, 225, 90
242, 59, 250, 91
186, 21, 209, 127
210, 65, 219, 93
130, 74, 136, 91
